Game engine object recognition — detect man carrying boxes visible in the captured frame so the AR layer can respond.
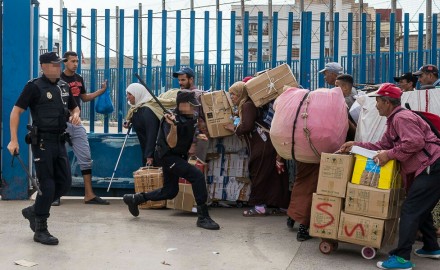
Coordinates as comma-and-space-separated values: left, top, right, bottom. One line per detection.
340, 83, 440, 270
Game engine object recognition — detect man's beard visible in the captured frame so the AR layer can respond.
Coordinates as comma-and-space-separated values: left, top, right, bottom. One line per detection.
180, 83, 191, 89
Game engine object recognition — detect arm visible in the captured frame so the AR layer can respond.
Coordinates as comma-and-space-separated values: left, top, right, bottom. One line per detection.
164, 113, 178, 148
69, 106, 81, 125
80, 80, 107, 102
7, 106, 25, 155
235, 101, 258, 136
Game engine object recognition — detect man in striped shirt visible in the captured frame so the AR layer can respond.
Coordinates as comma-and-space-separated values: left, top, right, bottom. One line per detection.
340, 83, 440, 270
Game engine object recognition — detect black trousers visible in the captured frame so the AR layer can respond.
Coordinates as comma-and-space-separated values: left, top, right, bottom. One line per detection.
390, 158, 440, 260
142, 153, 207, 205
32, 139, 72, 219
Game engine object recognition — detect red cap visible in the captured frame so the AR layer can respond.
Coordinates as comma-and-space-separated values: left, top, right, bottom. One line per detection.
368, 83, 402, 99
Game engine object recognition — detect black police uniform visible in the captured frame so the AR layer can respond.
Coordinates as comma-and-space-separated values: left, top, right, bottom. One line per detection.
146, 109, 208, 203
17, 75, 77, 238
123, 91, 219, 230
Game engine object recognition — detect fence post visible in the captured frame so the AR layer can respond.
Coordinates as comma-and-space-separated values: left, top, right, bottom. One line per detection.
403, 13, 409, 72
204, 11, 210, 91
104, 9, 110, 133
431, 14, 438, 66
216, 11, 222, 90
318, 12, 325, 87
132, 9, 139, 83
257, 12, 263, 71
48, 8, 53, 52
389, 13, 396, 82
173, 10, 181, 89
375, 13, 381, 84
286, 12, 293, 68
90, 9, 97, 133
229, 11, 236, 87
360, 13, 367, 84
161, 10, 167, 91
418, 13, 424, 69
333, 12, 339, 62
190, 10, 195, 69
271, 12, 278, 68
146, 10, 153, 86
117, 9, 125, 132
243, 11, 249, 77
347, 13, 353, 76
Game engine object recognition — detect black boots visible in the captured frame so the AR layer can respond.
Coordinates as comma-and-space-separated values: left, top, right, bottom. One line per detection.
34, 218, 59, 245
297, 224, 312, 242
22, 205, 36, 232
123, 193, 146, 217
196, 204, 220, 230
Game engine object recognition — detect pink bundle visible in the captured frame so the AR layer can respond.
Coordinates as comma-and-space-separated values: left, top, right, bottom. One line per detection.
270, 87, 348, 163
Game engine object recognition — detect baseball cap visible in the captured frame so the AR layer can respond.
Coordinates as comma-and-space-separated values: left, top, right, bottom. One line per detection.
176, 90, 200, 106
173, 67, 195, 78
39, 52, 66, 64
368, 83, 402, 99
319, 62, 343, 74
393, 72, 417, 82
413, 64, 439, 76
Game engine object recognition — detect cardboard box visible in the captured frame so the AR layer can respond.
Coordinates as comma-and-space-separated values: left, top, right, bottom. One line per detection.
310, 193, 343, 240
337, 212, 398, 249
207, 176, 251, 202
201, 90, 234, 138
245, 63, 298, 107
345, 183, 404, 219
133, 167, 166, 209
351, 154, 401, 189
317, 153, 355, 198
166, 183, 196, 212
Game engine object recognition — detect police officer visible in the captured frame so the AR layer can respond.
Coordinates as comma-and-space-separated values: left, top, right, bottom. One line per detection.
123, 90, 220, 230
7, 52, 81, 245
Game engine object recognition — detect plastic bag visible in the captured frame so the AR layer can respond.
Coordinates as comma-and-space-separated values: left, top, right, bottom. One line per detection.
95, 88, 114, 114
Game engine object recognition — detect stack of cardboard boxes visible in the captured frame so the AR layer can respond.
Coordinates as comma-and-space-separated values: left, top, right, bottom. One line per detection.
311, 151, 404, 249
206, 136, 251, 203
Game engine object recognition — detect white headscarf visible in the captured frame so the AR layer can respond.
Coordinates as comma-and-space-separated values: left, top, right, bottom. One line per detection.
125, 83, 152, 106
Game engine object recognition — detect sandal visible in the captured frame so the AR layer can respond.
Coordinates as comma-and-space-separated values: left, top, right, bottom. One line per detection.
243, 207, 268, 217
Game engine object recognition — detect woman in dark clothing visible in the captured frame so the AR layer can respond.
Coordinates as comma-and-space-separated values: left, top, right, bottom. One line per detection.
125, 83, 160, 166
224, 81, 290, 216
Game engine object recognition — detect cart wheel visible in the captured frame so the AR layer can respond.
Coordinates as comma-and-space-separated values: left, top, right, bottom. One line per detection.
319, 241, 334, 255
236, 201, 244, 208
361, 247, 377, 260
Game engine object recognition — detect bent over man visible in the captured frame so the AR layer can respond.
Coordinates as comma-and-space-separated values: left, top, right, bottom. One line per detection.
7, 52, 81, 245
340, 83, 440, 270
123, 90, 220, 230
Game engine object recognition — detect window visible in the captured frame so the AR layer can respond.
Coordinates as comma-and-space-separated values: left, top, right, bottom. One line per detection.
292, 48, 300, 58
293, 21, 300, 32
380, 37, 390, 48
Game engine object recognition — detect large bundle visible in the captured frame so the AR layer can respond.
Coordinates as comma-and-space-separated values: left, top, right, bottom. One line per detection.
270, 87, 348, 163
355, 89, 440, 142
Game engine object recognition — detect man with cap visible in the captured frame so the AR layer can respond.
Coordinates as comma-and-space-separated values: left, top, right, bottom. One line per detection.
413, 64, 440, 87
339, 83, 440, 270
122, 90, 220, 230
7, 52, 81, 245
393, 72, 417, 92
173, 67, 197, 90
319, 62, 344, 86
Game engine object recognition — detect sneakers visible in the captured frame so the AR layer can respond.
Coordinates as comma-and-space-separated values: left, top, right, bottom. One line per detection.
414, 248, 440, 259
377, 255, 414, 270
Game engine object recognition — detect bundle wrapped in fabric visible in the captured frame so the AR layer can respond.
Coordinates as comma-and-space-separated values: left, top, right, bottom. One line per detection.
270, 87, 348, 163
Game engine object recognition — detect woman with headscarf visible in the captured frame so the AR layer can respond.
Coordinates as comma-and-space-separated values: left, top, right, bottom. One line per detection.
124, 83, 160, 166
224, 81, 290, 216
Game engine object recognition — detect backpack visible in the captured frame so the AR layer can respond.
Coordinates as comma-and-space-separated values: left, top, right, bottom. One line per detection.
404, 103, 440, 139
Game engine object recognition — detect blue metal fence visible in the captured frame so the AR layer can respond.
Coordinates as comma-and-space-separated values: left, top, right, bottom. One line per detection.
37, 7, 440, 133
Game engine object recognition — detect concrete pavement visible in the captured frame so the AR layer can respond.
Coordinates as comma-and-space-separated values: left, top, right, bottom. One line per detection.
0, 198, 438, 270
